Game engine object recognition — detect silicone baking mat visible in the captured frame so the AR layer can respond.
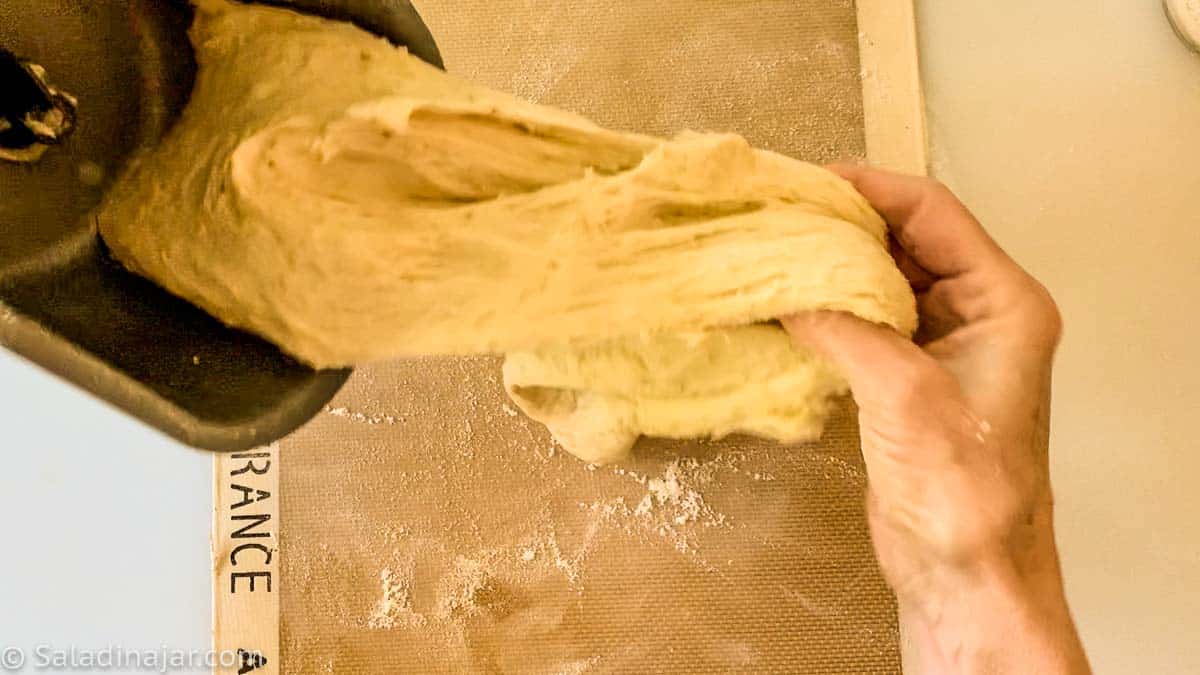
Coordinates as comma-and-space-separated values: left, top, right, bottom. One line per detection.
213, 1, 927, 672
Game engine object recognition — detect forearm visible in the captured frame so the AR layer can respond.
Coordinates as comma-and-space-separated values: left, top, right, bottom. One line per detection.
900, 546, 1090, 675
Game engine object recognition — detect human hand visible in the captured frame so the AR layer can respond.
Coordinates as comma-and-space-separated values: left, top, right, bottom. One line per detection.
782, 164, 1090, 674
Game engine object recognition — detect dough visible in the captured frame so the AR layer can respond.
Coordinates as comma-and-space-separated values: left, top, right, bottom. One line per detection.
98, 0, 917, 463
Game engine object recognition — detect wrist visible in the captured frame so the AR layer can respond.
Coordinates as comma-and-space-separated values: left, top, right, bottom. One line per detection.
892, 495, 1064, 615
899, 546, 1062, 624
898, 546, 1088, 674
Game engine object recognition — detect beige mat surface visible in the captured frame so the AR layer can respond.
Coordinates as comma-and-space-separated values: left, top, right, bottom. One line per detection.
214, 2, 927, 673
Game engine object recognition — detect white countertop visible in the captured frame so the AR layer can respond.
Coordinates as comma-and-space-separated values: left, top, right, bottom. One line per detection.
1, 1, 1197, 672
0, 352, 210, 666
919, 1, 1200, 671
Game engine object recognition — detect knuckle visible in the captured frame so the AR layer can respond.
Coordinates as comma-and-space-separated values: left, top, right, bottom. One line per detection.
989, 271, 1064, 349
1031, 283, 1064, 345
930, 181, 956, 202
916, 177, 957, 206
916, 176, 949, 195
1015, 278, 1064, 347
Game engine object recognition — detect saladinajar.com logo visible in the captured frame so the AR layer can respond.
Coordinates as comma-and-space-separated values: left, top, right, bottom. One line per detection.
0, 645, 268, 673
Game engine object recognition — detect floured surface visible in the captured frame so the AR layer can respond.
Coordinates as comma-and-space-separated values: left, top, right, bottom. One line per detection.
417, 0, 867, 160
283, 359, 897, 673
279, 1, 900, 672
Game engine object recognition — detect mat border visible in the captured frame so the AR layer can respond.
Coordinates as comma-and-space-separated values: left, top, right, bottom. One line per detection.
211, 2, 927, 672
858, 0, 928, 176
212, 446, 280, 675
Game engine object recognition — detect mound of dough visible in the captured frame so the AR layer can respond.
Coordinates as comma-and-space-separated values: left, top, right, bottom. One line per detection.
98, 0, 916, 463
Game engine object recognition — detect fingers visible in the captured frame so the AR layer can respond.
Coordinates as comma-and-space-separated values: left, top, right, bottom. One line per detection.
781, 310, 942, 412
783, 310, 972, 480
827, 163, 1011, 279
889, 235, 937, 290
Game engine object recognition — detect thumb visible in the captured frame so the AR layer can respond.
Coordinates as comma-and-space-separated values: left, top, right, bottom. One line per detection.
780, 311, 934, 411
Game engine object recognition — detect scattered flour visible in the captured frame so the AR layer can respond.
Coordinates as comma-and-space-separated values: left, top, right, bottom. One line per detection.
436, 556, 503, 620
367, 567, 425, 629
326, 405, 399, 425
